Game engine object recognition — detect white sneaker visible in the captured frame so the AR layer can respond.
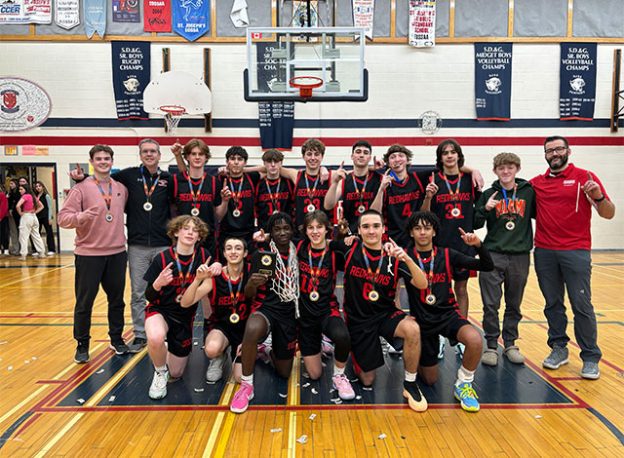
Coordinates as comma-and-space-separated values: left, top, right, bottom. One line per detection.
149, 369, 169, 400
2, 250, 8, 256
206, 353, 226, 382
47, 251, 55, 256
455, 342, 466, 357
438, 335, 446, 359
32, 252, 39, 257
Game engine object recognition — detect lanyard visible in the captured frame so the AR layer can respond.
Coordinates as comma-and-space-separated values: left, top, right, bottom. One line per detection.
442, 173, 462, 200
93, 177, 112, 212
141, 166, 161, 203
228, 175, 245, 205
361, 246, 384, 287
351, 173, 369, 205
501, 184, 518, 215
226, 271, 244, 311
265, 177, 282, 210
173, 249, 197, 288
414, 248, 435, 294
186, 171, 206, 207
304, 172, 320, 200
307, 245, 327, 290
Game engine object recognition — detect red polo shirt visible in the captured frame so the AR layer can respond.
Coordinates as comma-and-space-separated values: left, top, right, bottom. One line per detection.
530, 163, 609, 251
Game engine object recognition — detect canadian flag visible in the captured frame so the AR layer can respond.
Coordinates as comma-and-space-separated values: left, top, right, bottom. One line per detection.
251, 32, 263, 40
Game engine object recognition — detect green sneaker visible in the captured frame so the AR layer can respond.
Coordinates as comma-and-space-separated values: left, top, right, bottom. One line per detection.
454, 382, 480, 412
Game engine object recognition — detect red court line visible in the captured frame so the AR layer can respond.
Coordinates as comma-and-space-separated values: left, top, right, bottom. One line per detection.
552, 377, 585, 381
36, 380, 65, 384
13, 412, 42, 437
0, 314, 74, 319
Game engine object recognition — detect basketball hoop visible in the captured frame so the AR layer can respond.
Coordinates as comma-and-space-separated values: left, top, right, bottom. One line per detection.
160, 104, 186, 134
289, 76, 323, 98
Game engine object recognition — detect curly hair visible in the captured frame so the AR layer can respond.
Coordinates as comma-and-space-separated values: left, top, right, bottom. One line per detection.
166, 215, 209, 243
383, 144, 412, 164
406, 211, 440, 236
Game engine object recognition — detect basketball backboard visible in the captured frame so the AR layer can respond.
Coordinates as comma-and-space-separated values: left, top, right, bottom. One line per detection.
143, 70, 212, 115
244, 27, 368, 103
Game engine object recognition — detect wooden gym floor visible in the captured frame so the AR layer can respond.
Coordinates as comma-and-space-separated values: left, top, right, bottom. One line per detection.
0, 252, 623, 457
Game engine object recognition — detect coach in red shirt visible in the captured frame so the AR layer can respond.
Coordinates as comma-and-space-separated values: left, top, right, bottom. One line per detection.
531, 136, 615, 380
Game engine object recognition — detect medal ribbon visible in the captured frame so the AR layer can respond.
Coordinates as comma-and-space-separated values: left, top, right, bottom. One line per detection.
141, 166, 161, 204
228, 175, 245, 209
361, 246, 385, 290
226, 270, 244, 315
304, 172, 320, 201
265, 177, 281, 212
173, 248, 197, 293
414, 247, 436, 299
351, 173, 369, 210
442, 173, 462, 200
93, 177, 112, 213
186, 171, 206, 211
307, 245, 327, 292
501, 184, 518, 216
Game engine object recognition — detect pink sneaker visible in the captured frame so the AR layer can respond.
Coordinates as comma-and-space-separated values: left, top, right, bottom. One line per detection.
230, 382, 254, 413
332, 373, 356, 400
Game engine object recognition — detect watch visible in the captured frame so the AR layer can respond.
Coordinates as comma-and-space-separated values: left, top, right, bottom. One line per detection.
594, 195, 606, 203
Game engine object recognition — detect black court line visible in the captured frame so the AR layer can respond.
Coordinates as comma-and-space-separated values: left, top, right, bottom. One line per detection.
0, 412, 34, 450
0, 264, 68, 269
587, 408, 624, 445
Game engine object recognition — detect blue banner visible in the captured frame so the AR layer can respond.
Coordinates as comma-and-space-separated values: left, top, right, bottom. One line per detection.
257, 42, 295, 149
111, 41, 150, 120
84, 0, 106, 38
172, 0, 210, 42
112, 0, 140, 23
559, 43, 597, 121
475, 43, 513, 121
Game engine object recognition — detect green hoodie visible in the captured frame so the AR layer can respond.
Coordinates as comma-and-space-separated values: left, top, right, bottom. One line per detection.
474, 178, 536, 254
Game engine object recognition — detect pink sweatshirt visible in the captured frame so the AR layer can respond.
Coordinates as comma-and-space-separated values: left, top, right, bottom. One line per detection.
58, 177, 128, 256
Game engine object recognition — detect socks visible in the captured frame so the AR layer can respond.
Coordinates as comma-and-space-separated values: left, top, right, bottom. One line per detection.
404, 370, 417, 383
155, 364, 167, 373
333, 365, 345, 377
241, 374, 254, 385
456, 365, 475, 386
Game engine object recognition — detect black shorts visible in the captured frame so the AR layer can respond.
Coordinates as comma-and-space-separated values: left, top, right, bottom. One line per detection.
348, 308, 406, 373
420, 314, 471, 367
203, 318, 246, 360
298, 313, 344, 357
146, 309, 194, 358
255, 307, 297, 360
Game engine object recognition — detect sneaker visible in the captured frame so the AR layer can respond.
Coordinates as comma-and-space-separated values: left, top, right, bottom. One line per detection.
109, 341, 130, 355
504, 346, 525, 364
542, 346, 569, 370
455, 342, 466, 357
438, 335, 446, 359
47, 251, 55, 256
128, 337, 147, 353
332, 373, 356, 400
19, 256, 27, 261
2, 250, 9, 256
74, 343, 89, 364
321, 335, 335, 356
580, 361, 600, 380
481, 348, 498, 367
32, 252, 39, 257
386, 339, 403, 355
230, 382, 254, 413
454, 382, 480, 412
257, 342, 272, 364
149, 369, 169, 400
403, 380, 428, 412
206, 353, 227, 382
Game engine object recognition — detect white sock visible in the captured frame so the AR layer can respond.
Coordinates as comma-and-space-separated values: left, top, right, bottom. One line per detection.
241, 374, 254, 385
455, 365, 475, 386
333, 365, 345, 376
155, 364, 167, 373
404, 370, 417, 383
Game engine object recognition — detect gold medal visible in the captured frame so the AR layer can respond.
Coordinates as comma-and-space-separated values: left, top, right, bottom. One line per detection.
425, 294, 437, 305
191, 207, 200, 216
105, 213, 113, 222
451, 207, 461, 218
357, 205, 366, 214
368, 290, 379, 302
505, 221, 515, 231
306, 204, 316, 212
143, 202, 153, 212
232, 209, 241, 217
229, 313, 240, 324
175, 294, 183, 303
309, 291, 320, 302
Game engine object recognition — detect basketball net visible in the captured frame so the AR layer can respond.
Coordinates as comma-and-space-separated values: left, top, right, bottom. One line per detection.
269, 240, 300, 317
160, 105, 186, 135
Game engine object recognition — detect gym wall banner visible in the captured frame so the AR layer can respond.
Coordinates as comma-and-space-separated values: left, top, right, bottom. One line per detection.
0, 77, 51, 132
84, 0, 106, 38
474, 43, 513, 121
352, 0, 374, 40
144, 0, 171, 32
54, 0, 80, 30
111, 41, 150, 120
112, 0, 140, 23
172, 0, 210, 41
0, 0, 51, 24
559, 43, 597, 121
408, 0, 436, 48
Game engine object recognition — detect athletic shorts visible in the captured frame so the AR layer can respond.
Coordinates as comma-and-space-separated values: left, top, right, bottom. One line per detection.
255, 307, 297, 360
420, 314, 471, 367
146, 309, 194, 358
348, 308, 407, 373
203, 318, 246, 360
298, 313, 344, 357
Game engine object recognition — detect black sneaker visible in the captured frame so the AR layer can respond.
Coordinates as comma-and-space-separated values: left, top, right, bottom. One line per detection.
109, 341, 130, 355
403, 380, 428, 412
128, 337, 147, 353
74, 343, 89, 364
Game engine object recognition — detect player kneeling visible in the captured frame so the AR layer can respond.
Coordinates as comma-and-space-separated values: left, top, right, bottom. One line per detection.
144, 216, 221, 400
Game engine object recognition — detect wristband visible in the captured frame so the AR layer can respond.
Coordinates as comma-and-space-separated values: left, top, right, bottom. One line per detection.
594, 195, 606, 203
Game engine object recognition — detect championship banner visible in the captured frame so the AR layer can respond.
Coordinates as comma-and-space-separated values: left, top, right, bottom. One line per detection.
560, 43, 597, 121
408, 0, 436, 48
475, 43, 512, 121
144, 0, 171, 32
257, 42, 295, 149
230, 0, 248, 28
111, 41, 150, 120
112, 0, 140, 23
172, 0, 210, 42
54, 0, 80, 29
352, 0, 374, 40
84, 0, 106, 38
0, 0, 52, 24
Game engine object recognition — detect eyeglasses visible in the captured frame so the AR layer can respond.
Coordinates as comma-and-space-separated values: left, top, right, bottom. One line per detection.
544, 146, 568, 155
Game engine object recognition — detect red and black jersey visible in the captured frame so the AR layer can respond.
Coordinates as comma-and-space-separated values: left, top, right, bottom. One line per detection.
207, 265, 251, 325
293, 170, 332, 230
251, 250, 297, 318
399, 245, 493, 333
218, 172, 260, 237
334, 239, 400, 326
172, 171, 221, 231
430, 172, 478, 253
255, 176, 294, 230
383, 171, 426, 247
143, 246, 210, 321
296, 240, 340, 318
341, 171, 382, 234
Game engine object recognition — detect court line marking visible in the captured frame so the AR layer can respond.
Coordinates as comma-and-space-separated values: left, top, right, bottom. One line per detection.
212, 412, 235, 457
33, 412, 84, 458
0, 387, 48, 426
85, 350, 147, 407
287, 411, 297, 458
202, 374, 235, 457
0, 265, 72, 288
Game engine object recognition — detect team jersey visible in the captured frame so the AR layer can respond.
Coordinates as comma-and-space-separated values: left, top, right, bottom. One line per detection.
218, 172, 260, 237
399, 245, 493, 332
430, 172, 478, 253
255, 176, 294, 230
207, 265, 251, 325
252, 249, 297, 318
383, 171, 426, 247
293, 170, 332, 230
296, 239, 341, 318
172, 171, 221, 232
341, 171, 382, 234
144, 246, 211, 321
334, 239, 401, 326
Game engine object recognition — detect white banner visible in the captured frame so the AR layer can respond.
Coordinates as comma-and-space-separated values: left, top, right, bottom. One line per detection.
352, 0, 374, 40
54, 0, 80, 29
408, 0, 436, 48
0, 0, 52, 24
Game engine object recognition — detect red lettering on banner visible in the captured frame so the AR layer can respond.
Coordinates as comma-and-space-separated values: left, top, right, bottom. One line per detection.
144, 0, 172, 32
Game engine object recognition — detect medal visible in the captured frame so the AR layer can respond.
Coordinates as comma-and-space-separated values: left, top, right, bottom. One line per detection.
272, 210, 279, 214
306, 204, 316, 212
186, 172, 206, 216
229, 313, 240, 324
304, 172, 320, 214
233, 209, 241, 217
105, 213, 113, 222
451, 207, 461, 218
143, 202, 153, 212
226, 268, 244, 324
442, 172, 463, 202
415, 248, 436, 308
352, 173, 369, 216
228, 175, 245, 219
93, 177, 113, 223
425, 294, 437, 305
141, 166, 161, 214
175, 294, 183, 303
265, 178, 282, 218
309, 291, 320, 302
191, 207, 200, 216
501, 185, 519, 231
307, 245, 327, 304
173, 248, 197, 306
368, 290, 379, 302
505, 221, 515, 231
357, 205, 366, 214
362, 246, 386, 304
